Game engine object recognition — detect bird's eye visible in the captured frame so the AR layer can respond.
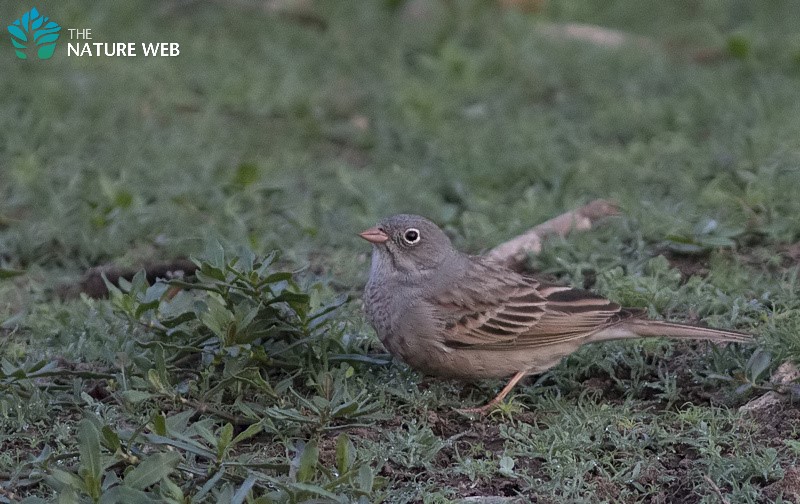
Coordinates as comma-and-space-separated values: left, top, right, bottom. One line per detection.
403, 228, 420, 245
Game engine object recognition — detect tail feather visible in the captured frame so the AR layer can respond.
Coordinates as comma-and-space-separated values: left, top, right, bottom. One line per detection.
592, 319, 754, 344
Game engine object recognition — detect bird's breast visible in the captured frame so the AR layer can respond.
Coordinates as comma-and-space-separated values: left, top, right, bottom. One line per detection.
363, 279, 394, 341
364, 280, 435, 361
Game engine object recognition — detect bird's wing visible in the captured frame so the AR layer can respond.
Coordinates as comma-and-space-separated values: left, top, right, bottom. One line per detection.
430, 260, 639, 351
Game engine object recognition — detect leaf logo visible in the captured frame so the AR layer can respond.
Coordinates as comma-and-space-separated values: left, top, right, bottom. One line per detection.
7, 7, 61, 60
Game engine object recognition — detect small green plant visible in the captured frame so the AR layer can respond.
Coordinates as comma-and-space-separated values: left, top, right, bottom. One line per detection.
106, 244, 342, 369
40, 417, 181, 502
663, 218, 744, 255
17, 246, 384, 502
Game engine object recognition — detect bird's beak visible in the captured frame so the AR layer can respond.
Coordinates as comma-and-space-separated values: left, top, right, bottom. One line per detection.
359, 226, 389, 244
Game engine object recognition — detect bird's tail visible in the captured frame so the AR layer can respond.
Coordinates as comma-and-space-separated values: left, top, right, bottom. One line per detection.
591, 319, 754, 345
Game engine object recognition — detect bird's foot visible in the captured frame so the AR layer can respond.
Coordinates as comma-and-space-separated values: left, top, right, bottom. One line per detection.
456, 371, 527, 416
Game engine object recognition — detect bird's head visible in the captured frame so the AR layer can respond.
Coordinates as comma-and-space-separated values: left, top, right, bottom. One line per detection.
359, 214, 457, 276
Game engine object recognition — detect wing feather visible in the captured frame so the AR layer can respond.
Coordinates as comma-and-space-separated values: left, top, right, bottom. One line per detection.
430, 258, 637, 351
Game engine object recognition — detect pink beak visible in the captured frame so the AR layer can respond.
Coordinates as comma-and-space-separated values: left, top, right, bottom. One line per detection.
359, 226, 389, 244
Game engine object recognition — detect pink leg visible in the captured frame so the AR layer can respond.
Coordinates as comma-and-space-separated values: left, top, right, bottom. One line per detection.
457, 370, 528, 415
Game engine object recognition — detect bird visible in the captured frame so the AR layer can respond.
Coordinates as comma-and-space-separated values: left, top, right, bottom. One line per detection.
359, 214, 754, 414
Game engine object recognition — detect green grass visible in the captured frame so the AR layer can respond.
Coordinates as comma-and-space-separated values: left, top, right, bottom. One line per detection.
2, 0, 800, 502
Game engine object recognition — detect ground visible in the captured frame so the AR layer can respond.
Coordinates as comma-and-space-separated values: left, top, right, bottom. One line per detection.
1, 1, 800, 502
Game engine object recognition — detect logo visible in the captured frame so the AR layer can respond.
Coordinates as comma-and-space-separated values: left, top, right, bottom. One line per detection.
7, 7, 61, 60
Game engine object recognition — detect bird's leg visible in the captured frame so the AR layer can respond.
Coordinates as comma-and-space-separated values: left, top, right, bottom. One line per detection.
457, 370, 527, 415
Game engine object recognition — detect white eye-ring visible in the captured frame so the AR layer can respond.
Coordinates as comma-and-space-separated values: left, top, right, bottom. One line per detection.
403, 228, 421, 245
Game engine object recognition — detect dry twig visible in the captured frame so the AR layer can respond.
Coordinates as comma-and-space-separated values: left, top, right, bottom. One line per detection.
58, 259, 198, 300
486, 199, 620, 268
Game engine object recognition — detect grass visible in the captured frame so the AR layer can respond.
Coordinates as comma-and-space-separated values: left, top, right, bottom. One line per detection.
2, 0, 800, 502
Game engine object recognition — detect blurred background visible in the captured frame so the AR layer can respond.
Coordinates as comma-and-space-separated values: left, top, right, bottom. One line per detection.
2, 0, 800, 280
